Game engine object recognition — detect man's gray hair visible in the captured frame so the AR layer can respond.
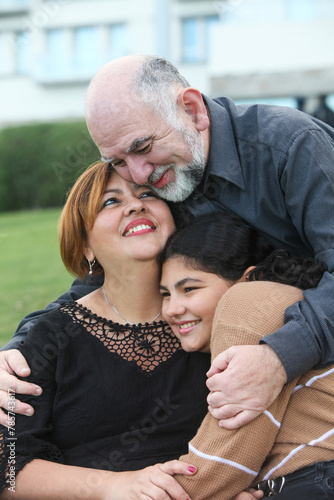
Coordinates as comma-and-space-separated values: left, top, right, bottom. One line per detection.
132, 56, 190, 129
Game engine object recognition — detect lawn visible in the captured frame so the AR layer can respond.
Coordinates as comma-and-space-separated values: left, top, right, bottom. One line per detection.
0, 209, 74, 347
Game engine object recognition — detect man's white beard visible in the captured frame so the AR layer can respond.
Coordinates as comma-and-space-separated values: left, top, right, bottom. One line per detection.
147, 126, 206, 203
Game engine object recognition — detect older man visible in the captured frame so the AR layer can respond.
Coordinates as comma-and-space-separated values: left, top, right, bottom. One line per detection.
1, 55, 334, 435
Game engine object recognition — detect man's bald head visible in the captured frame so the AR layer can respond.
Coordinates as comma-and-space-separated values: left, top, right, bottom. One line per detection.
85, 55, 144, 121
85, 55, 190, 133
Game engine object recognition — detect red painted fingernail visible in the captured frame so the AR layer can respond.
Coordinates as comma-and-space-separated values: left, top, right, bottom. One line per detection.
188, 466, 196, 473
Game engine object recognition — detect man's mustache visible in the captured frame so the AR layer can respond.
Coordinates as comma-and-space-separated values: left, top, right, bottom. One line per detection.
147, 165, 176, 185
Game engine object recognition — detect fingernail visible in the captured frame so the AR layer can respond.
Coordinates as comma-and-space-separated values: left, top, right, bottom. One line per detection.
34, 388, 42, 396
25, 408, 33, 416
188, 466, 196, 473
20, 368, 30, 374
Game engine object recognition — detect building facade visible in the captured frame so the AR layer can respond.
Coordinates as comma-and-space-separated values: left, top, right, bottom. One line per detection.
0, 0, 333, 126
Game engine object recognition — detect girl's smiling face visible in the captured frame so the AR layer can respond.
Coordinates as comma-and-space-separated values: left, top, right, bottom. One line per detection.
160, 257, 233, 353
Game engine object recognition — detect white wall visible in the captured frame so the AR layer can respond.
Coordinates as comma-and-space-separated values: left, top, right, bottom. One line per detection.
210, 18, 334, 76
208, 0, 334, 99
1, 77, 87, 126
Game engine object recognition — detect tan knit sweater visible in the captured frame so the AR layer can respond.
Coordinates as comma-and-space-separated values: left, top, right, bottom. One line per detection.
176, 281, 334, 499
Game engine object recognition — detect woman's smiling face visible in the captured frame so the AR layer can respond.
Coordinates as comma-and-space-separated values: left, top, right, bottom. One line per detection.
160, 257, 233, 353
84, 170, 176, 269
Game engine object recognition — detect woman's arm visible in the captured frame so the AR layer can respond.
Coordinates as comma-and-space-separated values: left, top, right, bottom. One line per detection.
0, 312, 196, 500
0, 458, 196, 500
175, 282, 303, 499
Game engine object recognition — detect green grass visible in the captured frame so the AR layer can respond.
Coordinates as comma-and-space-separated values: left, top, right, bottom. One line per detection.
0, 209, 74, 347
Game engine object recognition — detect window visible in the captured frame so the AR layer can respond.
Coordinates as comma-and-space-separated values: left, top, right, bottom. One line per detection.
46, 29, 68, 77
109, 24, 127, 60
327, 95, 334, 112
235, 97, 298, 108
42, 23, 128, 81
73, 26, 99, 73
182, 15, 219, 63
286, 0, 316, 21
0, 0, 29, 8
0, 35, 2, 75
182, 18, 200, 63
16, 31, 30, 75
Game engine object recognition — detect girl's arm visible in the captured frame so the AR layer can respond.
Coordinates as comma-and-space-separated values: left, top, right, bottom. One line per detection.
175, 282, 303, 500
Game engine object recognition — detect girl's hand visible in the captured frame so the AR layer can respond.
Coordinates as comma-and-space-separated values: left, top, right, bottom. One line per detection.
105, 460, 196, 500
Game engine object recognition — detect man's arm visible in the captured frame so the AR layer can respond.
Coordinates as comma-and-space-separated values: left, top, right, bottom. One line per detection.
206, 344, 287, 428
3, 275, 103, 349
262, 126, 334, 379
207, 125, 334, 427
0, 275, 103, 423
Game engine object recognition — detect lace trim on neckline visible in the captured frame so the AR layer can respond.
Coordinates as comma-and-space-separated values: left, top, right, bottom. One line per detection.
67, 301, 163, 327
59, 302, 182, 375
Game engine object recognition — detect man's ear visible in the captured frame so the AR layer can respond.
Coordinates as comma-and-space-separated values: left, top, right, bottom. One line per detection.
177, 87, 210, 132
238, 266, 257, 283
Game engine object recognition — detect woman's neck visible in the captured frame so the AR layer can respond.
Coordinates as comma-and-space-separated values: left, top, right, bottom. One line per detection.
101, 260, 162, 325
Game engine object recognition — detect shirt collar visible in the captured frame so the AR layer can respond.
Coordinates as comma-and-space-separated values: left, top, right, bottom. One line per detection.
203, 95, 245, 191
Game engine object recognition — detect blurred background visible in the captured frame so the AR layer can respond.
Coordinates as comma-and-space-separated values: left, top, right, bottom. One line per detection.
1, 0, 334, 345
1, 0, 334, 124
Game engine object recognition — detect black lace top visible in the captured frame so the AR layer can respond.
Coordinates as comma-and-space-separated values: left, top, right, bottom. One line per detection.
0, 303, 210, 491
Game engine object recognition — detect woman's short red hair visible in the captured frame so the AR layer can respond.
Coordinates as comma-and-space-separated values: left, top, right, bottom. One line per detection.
59, 161, 113, 278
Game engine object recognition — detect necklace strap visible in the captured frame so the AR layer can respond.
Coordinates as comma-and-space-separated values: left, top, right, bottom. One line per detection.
102, 288, 161, 325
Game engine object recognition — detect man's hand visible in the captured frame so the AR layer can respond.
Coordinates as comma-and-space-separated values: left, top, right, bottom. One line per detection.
0, 349, 42, 425
206, 345, 287, 429
232, 488, 264, 500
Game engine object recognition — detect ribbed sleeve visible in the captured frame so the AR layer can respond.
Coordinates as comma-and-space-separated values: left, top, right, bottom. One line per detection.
176, 282, 310, 499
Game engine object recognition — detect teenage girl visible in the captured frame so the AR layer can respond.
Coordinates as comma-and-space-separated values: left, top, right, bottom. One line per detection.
160, 213, 334, 500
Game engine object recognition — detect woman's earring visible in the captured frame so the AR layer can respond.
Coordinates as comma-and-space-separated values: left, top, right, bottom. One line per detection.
88, 258, 96, 275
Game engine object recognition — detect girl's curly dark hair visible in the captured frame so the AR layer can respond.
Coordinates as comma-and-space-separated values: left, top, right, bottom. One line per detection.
249, 249, 325, 290
160, 213, 325, 290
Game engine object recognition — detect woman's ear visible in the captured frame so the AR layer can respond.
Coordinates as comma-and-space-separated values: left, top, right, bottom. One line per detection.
176, 87, 210, 132
84, 245, 95, 264
238, 266, 257, 283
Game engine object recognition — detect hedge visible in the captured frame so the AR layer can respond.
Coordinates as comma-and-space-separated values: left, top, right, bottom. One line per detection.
0, 121, 100, 212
